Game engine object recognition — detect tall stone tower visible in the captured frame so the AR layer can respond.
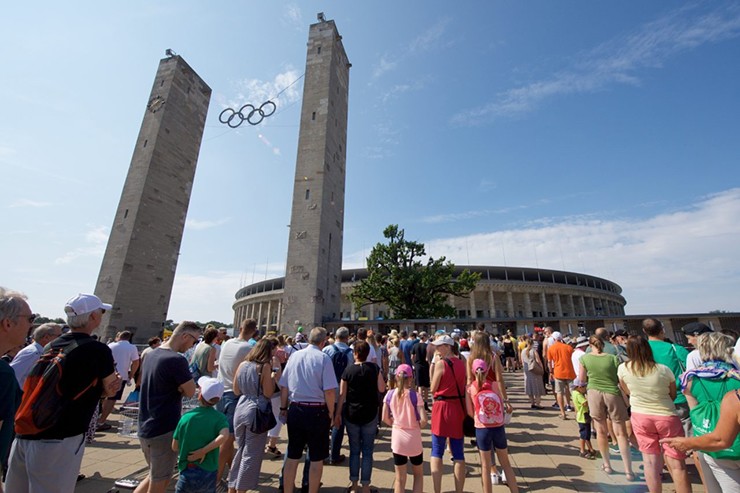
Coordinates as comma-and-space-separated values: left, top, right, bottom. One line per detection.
282, 16, 351, 333
95, 54, 211, 343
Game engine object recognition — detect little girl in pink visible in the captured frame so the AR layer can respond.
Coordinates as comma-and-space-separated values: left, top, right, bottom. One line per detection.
382, 364, 427, 493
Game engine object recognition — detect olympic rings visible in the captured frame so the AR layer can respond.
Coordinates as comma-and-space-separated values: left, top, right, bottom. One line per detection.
218, 100, 277, 128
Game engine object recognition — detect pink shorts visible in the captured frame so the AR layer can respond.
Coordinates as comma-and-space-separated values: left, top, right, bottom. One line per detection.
630, 412, 686, 460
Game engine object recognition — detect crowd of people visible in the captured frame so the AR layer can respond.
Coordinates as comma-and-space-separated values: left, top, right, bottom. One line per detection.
2, 286, 740, 493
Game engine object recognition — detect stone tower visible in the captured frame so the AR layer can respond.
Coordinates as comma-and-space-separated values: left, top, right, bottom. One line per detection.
95, 54, 211, 343
282, 16, 351, 333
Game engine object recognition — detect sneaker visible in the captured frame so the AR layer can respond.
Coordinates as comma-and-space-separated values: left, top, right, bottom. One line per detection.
565, 406, 574, 412
500, 470, 507, 484
609, 445, 620, 454
491, 473, 501, 485
551, 402, 560, 409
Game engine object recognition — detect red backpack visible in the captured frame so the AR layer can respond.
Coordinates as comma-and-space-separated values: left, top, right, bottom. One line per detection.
15, 338, 97, 435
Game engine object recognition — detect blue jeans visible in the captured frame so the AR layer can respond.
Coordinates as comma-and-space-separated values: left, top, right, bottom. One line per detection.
330, 422, 346, 462
345, 417, 377, 484
175, 465, 216, 493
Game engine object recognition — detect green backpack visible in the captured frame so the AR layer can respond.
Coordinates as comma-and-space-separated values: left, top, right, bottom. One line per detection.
689, 378, 740, 460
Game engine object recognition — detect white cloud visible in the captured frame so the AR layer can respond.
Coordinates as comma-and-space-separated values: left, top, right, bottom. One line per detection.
283, 4, 303, 29
229, 68, 303, 111
417, 188, 740, 313
372, 18, 452, 80
55, 226, 108, 264
452, 4, 740, 125
9, 198, 52, 208
185, 217, 231, 231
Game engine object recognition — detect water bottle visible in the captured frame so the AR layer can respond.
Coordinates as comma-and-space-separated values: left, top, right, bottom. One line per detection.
121, 418, 131, 436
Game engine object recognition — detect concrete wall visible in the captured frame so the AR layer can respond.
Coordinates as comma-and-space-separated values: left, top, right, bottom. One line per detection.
95, 55, 211, 343
282, 18, 350, 334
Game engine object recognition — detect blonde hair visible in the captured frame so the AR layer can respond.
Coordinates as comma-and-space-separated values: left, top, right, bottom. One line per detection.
697, 332, 735, 364
467, 331, 493, 377
394, 372, 410, 400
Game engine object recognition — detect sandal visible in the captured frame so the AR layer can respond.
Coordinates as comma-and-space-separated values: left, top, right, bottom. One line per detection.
601, 464, 613, 474
265, 445, 282, 458
625, 472, 637, 481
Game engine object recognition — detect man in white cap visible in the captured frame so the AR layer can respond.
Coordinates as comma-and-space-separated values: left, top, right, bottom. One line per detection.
546, 331, 576, 420
7, 293, 121, 493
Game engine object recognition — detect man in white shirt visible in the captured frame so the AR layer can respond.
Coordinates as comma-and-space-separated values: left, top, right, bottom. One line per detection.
571, 336, 588, 383
98, 330, 139, 429
682, 322, 712, 371
351, 327, 377, 364
10, 323, 63, 387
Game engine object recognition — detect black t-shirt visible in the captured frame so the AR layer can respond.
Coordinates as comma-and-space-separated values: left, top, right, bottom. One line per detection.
32, 332, 115, 439
139, 347, 193, 438
411, 342, 429, 368
341, 362, 379, 425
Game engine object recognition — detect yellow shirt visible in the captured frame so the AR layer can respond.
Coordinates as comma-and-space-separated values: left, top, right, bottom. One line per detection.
617, 363, 676, 416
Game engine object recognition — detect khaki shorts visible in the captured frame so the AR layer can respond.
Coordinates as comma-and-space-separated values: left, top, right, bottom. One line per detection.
554, 378, 572, 394
587, 388, 628, 422
139, 431, 176, 482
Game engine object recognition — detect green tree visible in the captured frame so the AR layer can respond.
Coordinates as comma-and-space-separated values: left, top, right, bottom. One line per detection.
350, 225, 480, 319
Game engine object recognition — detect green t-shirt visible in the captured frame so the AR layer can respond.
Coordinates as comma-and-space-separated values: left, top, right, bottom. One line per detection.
648, 340, 689, 405
173, 405, 229, 472
580, 353, 621, 395
572, 390, 589, 424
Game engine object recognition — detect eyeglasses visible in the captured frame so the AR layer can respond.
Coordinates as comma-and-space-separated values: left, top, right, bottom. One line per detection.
184, 333, 199, 343
17, 313, 36, 324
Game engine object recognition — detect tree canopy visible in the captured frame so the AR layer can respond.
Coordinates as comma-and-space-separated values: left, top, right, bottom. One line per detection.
350, 225, 480, 319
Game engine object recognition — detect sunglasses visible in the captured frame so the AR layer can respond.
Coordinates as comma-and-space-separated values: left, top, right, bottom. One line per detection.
19, 313, 37, 324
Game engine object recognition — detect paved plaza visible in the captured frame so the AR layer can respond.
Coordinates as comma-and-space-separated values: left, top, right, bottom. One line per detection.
76, 375, 704, 492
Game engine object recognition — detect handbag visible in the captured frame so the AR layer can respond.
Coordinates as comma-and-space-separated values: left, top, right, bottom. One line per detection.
529, 351, 544, 376
445, 359, 476, 438
250, 364, 277, 434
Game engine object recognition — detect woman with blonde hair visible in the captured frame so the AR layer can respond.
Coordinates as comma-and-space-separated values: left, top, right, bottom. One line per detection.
520, 335, 546, 409
579, 335, 634, 479
678, 332, 740, 492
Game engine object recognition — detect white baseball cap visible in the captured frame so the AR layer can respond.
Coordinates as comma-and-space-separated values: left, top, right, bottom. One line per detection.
198, 376, 225, 402
551, 331, 563, 341
431, 335, 455, 346
64, 293, 112, 316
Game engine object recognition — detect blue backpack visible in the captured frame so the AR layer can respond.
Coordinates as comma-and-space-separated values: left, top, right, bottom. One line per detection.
329, 344, 352, 383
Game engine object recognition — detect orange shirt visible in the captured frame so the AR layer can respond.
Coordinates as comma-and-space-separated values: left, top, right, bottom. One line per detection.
547, 341, 576, 380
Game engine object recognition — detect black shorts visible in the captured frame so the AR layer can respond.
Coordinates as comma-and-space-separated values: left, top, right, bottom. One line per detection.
414, 365, 430, 388
108, 381, 128, 401
286, 404, 331, 462
393, 452, 423, 466
578, 422, 590, 441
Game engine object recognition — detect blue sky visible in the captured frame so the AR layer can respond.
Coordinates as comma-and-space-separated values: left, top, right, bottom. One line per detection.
3, 1, 740, 323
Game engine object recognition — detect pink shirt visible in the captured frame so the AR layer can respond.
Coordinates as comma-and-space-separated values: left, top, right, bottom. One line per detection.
387, 389, 423, 457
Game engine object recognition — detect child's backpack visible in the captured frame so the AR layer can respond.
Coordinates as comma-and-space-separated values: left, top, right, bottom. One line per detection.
690, 378, 740, 460
15, 338, 97, 435
385, 389, 421, 421
473, 384, 505, 427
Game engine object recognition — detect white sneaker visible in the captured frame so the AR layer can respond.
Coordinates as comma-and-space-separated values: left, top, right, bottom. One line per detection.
500, 470, 507, 484
491, 473, 501, 485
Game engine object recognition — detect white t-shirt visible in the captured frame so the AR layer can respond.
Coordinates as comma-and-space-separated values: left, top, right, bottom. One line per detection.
571, 348, 586, 381
108, 340, 140, 379
686, 349, 703, 371
217, 338, 252, 392
351, 341, 378, 364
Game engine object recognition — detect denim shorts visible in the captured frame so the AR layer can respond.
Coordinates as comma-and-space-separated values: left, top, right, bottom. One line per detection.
175, 464, 216, 493
216, 391, 238, 433
475, 426, 507, 451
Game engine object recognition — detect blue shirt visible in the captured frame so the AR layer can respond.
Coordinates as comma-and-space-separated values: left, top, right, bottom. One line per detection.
279, 344, 338, 403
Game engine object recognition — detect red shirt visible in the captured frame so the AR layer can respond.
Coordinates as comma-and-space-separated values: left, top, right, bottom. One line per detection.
547, 341, 576, 380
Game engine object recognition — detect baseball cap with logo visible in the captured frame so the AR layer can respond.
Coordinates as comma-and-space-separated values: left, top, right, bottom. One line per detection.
64, 293, 112, 316
472, 358, 488, 374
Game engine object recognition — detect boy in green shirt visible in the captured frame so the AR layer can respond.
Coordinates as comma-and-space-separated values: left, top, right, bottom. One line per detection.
172, 376, 229, 492
572, 382, 596, 459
